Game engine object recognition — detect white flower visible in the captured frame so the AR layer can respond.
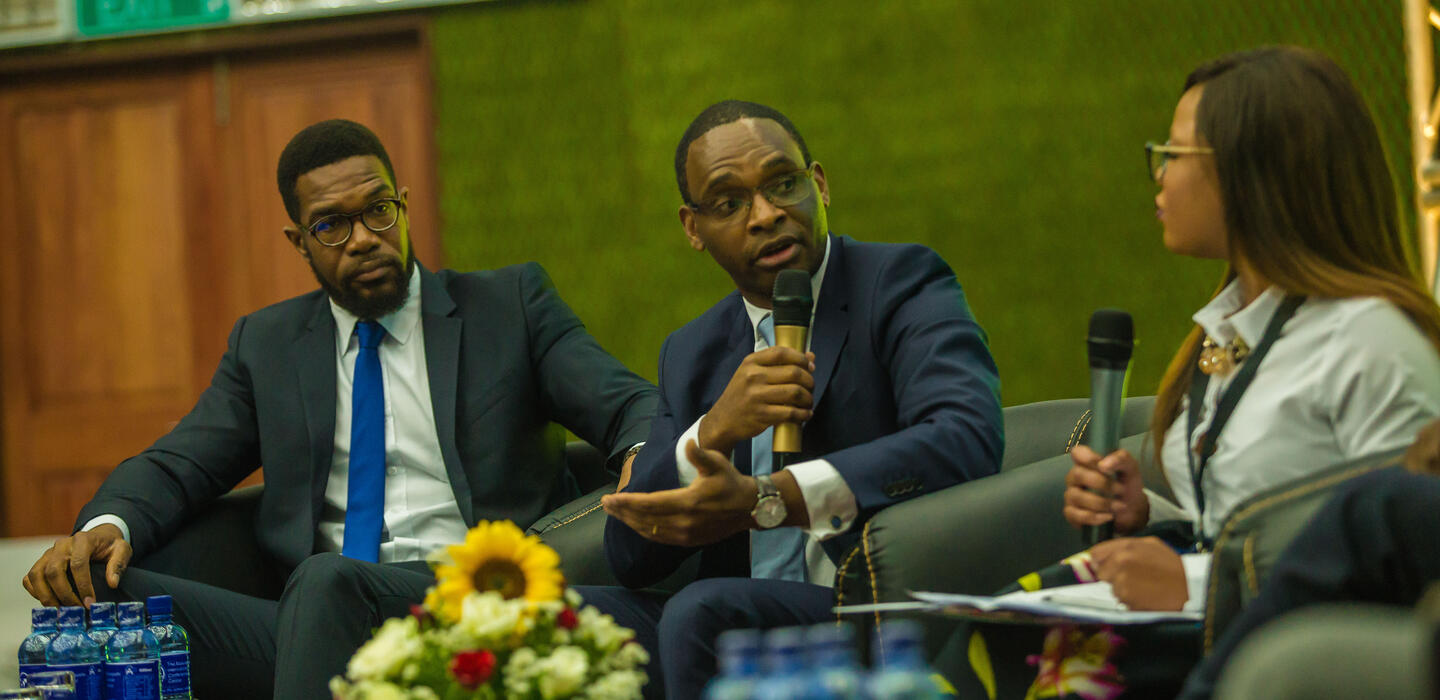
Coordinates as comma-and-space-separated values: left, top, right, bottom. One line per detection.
445, 591, 523, 649
409, 687, 440, 700
535, 646, 589, 699
504, 647, 540, 697
584, 670, 647, 700
345, 679, 409, 700
346, 617, 422, 682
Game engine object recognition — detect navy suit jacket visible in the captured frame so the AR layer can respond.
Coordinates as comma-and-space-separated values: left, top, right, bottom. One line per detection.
76, 263, 657, 571
605, 234, 1003, 589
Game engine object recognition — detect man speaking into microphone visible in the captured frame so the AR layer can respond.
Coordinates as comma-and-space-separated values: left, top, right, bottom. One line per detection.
583, 100, 1004, 700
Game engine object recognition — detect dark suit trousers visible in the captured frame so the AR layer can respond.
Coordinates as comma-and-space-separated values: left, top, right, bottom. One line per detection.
1178, 467, 1440, 700
576, 578, 834, 700
94, 553, 434, 700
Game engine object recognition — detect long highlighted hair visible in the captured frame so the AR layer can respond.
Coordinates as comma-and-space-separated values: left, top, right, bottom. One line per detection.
1152, 47, 1440, 461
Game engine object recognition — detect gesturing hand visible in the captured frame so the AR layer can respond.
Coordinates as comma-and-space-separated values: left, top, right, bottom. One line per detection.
23, 524, 131, 607
1090, 536, 1188, 611
1063, 445, 1149, 535
601, 440, 759, 547
697, 347, 816, 455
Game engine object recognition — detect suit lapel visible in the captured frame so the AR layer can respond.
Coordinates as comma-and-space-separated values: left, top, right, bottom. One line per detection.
418, 265, 474, 525
809, 234, 850, 410
293, 297, 338, 539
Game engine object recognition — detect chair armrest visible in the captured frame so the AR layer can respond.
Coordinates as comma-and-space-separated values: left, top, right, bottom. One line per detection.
528, 483, 699, 593
1203, 447, 1405, 652
130, 484, 283, 599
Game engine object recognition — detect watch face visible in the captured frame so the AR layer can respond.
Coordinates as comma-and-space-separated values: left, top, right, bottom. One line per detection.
753, 496, 787, 529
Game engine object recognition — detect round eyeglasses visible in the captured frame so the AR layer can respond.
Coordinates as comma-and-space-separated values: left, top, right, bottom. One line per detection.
691, 164, 817, 221
305, 198, 405, 247
1145, 141, 1214, 183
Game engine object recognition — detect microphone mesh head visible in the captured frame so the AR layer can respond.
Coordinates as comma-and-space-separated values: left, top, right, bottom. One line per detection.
772, 270, 813, 326
1087, 309, 1134, 368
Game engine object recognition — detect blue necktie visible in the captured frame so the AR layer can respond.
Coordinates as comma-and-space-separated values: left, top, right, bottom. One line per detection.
343, 320, 387, 562
750, 314, 809, 582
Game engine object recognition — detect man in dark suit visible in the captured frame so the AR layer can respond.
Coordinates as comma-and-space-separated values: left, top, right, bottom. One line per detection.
21, 119, 656, 700
581, 100, 1004, 699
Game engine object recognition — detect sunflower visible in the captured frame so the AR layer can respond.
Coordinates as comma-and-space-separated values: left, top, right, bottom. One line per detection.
426, 521, 565, 620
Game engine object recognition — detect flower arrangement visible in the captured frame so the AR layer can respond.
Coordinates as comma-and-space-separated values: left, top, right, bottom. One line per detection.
330, 521, 649, 700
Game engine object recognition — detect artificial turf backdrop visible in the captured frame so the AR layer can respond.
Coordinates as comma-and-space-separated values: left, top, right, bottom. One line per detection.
430, 0, 1419, 409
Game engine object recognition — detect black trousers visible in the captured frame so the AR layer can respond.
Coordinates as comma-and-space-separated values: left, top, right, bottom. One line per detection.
94, 553, 434, 700
1177, 466, 1440, 700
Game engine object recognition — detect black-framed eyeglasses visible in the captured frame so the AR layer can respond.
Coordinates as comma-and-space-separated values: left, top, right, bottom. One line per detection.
305, 197, 405, 247
691, 163, 817, 221
1145, 141, 1214, 183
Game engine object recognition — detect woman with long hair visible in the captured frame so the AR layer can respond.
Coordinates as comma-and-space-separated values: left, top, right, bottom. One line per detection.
956, 46, 1440, 700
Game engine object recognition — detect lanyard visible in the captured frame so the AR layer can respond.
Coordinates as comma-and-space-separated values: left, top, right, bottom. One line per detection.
1185, 294, 1304, 550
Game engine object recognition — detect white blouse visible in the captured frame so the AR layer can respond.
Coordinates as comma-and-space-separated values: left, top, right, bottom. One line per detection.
1162, 282, 1440, 538
1159, 282, 1440, 608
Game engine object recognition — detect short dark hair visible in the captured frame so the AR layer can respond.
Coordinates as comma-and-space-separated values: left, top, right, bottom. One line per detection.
674, 100, 811, 206
276, 119, 397, 224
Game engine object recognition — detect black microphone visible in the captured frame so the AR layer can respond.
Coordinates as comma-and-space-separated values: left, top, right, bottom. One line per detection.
771, 269, 814, 462
1082, 309, 1134, 546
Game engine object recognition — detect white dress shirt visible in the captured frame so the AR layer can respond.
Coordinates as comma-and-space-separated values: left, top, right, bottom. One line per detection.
87, 268, 471, 563
674, 238, 860, 586
1163, 282, 1440, 610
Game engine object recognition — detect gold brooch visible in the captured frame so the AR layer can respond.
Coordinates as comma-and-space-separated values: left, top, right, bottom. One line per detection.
1198, 336, 1250, 375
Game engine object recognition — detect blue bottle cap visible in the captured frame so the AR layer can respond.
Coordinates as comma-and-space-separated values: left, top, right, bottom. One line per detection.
56, 606, 85, 628
89, 602, 115, 624
31, 607, 57, 626
117, 601, 146, 628
145, 594, 172, 616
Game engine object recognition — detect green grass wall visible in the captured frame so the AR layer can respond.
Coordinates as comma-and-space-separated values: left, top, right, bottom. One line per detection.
430, 0, 1415, 407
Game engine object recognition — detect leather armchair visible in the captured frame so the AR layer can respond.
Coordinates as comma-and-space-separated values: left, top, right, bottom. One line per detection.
832, 396, 1157, 659
1202, 446, 1405, 651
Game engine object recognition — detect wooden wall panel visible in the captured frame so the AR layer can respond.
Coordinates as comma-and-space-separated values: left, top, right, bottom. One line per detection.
0, 68, 214, 536
0, 22, 438, 536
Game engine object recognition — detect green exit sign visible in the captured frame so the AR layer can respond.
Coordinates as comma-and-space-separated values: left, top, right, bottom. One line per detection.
77, 0, 228, 36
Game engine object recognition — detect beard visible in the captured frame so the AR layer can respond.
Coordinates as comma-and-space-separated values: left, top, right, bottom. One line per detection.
312, 249, 416, 320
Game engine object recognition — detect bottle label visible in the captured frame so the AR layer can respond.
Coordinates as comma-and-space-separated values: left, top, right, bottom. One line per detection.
104, 660, 160, 700
160, 651, 191, 697
17, 662, 46, 686
51, 662, 103, 700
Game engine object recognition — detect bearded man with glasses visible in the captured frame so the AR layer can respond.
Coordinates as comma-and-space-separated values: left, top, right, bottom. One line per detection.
578, 100, 1005, 700
22, 119, 657, 700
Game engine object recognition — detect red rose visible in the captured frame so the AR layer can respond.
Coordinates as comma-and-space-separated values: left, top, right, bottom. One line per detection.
450, 650, 497, 689
557, 608, 579, 630
409, 604, 429, 623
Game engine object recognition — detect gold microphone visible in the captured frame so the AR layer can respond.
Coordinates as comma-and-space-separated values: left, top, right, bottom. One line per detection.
771, 269, 814, 455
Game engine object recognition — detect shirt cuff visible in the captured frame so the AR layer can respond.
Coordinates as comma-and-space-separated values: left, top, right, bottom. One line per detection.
675, 417, 705, 486
1180, 552, 1211, 613
788, 459, 858, 540
82, 515, 130, 544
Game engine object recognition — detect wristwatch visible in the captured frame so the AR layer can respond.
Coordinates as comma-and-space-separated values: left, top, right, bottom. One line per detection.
751, 474, 787, 529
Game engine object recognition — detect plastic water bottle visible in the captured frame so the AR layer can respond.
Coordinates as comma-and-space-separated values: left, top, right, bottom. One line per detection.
866, 620, 941, 700
754, 626, 812, 700
18, 608, 58, 687
46, 606, 103, 700
104, 602, 159, 700
703, 629, 763, 700
87, 603, 118, 649
143, 596, 190, 700
806, 623, 864, 700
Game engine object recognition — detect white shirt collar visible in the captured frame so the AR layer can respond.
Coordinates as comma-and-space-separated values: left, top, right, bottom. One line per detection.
1191, 279, 1286, 349
741, 234, 832, 342
329, 265, 422, 354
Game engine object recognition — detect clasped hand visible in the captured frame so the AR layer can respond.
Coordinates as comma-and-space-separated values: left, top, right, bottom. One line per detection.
697, 346, 816, 455
1063, 445, 1149, 534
